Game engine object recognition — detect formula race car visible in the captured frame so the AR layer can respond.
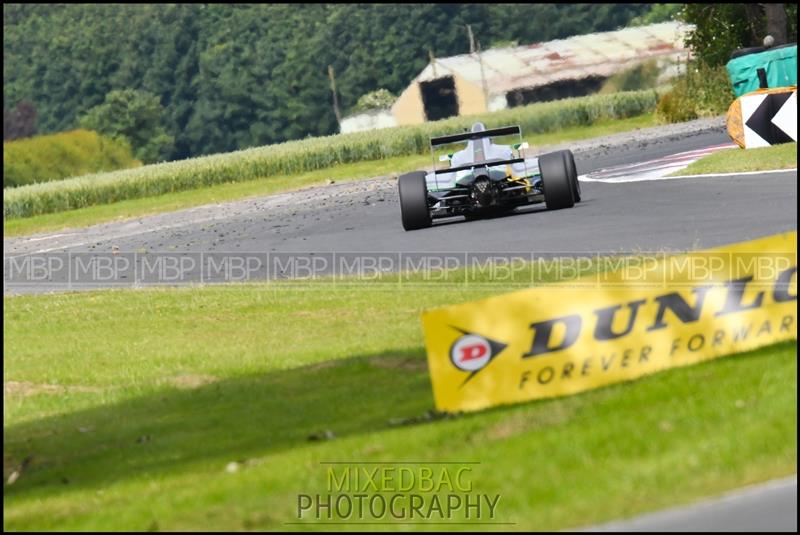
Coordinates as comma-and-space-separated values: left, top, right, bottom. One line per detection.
398, 122, 580, 230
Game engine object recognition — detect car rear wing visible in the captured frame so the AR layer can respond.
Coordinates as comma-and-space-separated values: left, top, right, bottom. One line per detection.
429, 125, 521, 147
434, 157, 525, 175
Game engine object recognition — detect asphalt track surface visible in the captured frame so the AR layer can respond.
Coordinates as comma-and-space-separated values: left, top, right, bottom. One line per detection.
587, 475, 797, 532
3, 119, 797, 294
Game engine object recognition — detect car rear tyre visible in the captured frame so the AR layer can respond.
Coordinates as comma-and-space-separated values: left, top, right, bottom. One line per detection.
398, 171, 432, 230
539, 151, 575, 210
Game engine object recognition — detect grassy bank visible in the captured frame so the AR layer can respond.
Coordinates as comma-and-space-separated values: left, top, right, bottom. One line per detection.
4, 113, 658, 237
4, 261, 796, 530
675, 142, 797, 176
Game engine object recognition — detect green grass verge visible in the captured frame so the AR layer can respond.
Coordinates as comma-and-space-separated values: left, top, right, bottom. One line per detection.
4, 261, 796, 531
675, 142, 797, 176
4, 113, 657, 238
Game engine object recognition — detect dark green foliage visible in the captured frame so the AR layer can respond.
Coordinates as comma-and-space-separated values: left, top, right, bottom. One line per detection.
655, 63, 734, 123
629, 3, 681, 26
656, 3, 796, 124
682, 4, 798, 67
3, 4, 651, 159
3, 100, 37, 140
79, 89, 175, 164
682, 4, 760, 68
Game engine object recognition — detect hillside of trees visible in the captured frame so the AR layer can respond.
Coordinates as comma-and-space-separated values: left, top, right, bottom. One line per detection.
4, 4, 653, 160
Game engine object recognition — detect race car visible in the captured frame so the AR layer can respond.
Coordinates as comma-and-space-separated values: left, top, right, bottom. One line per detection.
398, 122, 580, 230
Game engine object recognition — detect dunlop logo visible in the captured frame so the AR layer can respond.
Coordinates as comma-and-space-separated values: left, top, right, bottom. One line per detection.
421, 232, 798, 413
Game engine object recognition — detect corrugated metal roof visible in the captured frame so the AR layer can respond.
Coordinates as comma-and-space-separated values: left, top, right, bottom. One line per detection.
414, 21, 692, 95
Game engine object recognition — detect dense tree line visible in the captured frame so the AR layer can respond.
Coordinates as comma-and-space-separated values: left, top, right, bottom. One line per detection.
4, 4, 651, 159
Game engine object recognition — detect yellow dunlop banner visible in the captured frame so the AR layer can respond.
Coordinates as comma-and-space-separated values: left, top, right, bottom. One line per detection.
421, 231, 797, 413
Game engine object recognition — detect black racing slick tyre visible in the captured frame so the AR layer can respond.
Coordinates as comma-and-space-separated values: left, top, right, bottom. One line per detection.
561, 149, 581, 203
539, 151, 575, 210
398, 171, 432, 230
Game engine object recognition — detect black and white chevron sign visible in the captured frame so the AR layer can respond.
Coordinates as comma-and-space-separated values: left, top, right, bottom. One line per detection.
741, 90, 797, 148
